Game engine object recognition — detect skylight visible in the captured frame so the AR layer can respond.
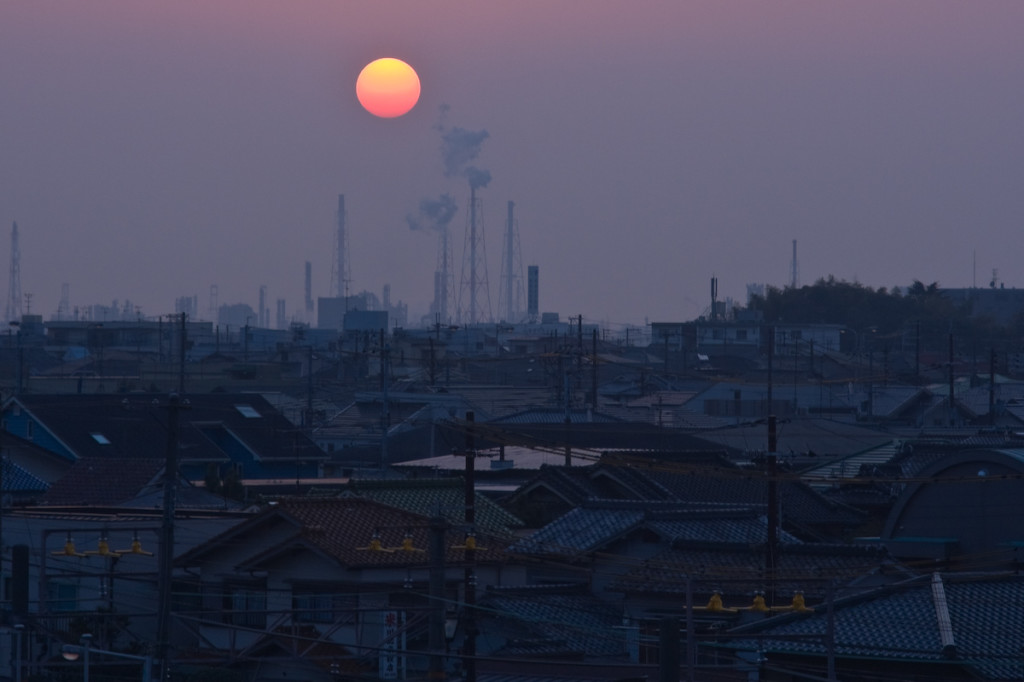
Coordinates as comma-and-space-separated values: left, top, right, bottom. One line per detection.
234, 404, 261, 419
90, 433, 111, 445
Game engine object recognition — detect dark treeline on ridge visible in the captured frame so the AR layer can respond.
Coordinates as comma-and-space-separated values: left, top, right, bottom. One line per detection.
747, 277, 1024, 352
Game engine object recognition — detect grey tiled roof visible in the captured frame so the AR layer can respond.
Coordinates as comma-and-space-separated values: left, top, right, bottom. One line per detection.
610, 543, 890, 602
648, 514, 799, 545
480, 586, 627, 659
509, 501, 787, 557
509, 504, 645, 555
724, 573, 1024, 680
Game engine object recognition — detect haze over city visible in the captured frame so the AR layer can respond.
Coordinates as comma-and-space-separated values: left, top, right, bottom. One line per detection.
2, 1, 1022, 327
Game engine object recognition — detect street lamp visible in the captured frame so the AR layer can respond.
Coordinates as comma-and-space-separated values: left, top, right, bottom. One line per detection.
13, 624, 23, 682
61, 633, 90, 682
62, 633, 152, 682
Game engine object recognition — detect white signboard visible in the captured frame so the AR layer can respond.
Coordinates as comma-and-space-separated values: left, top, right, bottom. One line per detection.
379, 610, 405, 680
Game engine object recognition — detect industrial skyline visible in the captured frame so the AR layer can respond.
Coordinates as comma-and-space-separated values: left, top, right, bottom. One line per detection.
2, 2, 1023, 326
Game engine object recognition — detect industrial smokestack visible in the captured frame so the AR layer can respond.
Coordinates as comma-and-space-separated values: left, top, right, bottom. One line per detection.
528, 265, 539, 323
333, 194, 347, 298
304, 261, 313, 322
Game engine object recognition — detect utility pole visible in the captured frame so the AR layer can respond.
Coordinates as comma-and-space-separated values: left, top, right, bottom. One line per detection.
380, 330, 390, 469
766, 414, 778, 608
306, 346, 314, 429
463, 412, 477, 682
591, 328, 598, 408
948, 333, 955, 426
990, 347, 996, 426
157, 394, 185, 681
428, 514, 447, 680
563, 370, 572, 466
178, 313, 187, 395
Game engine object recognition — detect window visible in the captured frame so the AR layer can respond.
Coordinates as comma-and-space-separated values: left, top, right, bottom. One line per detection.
234, 404, 261, 418
90, 433, 111, 445
26, 421, 33, 438
736, 329, 748, 341
223, 581, 267, 628
47, 582, 78, 612
292, 590, 358, 624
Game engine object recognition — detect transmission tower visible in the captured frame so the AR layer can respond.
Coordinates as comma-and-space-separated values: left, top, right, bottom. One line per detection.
498, 200, 526, 323
6, 222, 21, 322
457, 185, 492, 325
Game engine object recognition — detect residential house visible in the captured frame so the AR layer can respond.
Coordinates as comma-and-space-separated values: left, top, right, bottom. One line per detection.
174, 497, 522, 681
1, 393, 327, 485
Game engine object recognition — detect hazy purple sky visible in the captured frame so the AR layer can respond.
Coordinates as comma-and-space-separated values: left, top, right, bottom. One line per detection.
2, 2, 1022, 328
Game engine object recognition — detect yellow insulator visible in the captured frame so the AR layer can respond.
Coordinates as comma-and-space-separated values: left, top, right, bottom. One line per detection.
52, 536, 86, 558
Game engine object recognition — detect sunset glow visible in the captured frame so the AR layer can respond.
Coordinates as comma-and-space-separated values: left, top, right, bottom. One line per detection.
355, 58, 421, 118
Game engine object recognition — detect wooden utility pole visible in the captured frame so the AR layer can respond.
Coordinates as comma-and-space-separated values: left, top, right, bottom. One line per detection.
157, 394, 185, 681
463, 412, 477, 682
428, 514, 446, 681
766, 414, 778, 608
178, 313, 187, 395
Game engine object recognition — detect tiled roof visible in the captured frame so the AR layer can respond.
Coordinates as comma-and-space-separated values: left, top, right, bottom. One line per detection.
509, 501, 797, 557
801, 441, 902, 488
2, 457, 49, 492
690, 416, 891, 459
7, 393, 324, 466
509, 504, 645, 555
724, 573, 1024, 680
180, 497, 509, 569
610, 543, 890, 601
647, 512, 800, 546
479, 585, 628, 659
506, 459, 866, 535
40, 457, 163, 506
341, 477, 524, 534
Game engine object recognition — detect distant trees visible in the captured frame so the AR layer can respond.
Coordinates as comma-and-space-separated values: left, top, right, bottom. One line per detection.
745, 277, 1005, 353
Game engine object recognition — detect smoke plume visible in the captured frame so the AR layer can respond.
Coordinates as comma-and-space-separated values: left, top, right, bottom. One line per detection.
406, 193, 458, 232
441, 126, 490, 180
465, 166, 491, 190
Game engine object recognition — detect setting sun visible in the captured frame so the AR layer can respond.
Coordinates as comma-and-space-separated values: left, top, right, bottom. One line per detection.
355, 58, 421, 118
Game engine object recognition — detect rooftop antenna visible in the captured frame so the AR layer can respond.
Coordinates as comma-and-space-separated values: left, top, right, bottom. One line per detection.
6, 222, 21, 322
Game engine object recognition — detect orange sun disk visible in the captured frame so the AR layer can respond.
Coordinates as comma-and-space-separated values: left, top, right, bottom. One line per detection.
356, 58, 421, 118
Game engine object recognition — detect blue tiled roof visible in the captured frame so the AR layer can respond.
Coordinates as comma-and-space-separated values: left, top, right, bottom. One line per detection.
648, 515, 799, 545
724, 573, 1024, 680
509, 504, 645, 555
480, 587, 627, 659
2, 458, 48, 492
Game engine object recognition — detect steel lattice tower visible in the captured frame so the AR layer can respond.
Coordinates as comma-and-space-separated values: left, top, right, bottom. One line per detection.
6, 222, 21, 323
457, 185, 492, 325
